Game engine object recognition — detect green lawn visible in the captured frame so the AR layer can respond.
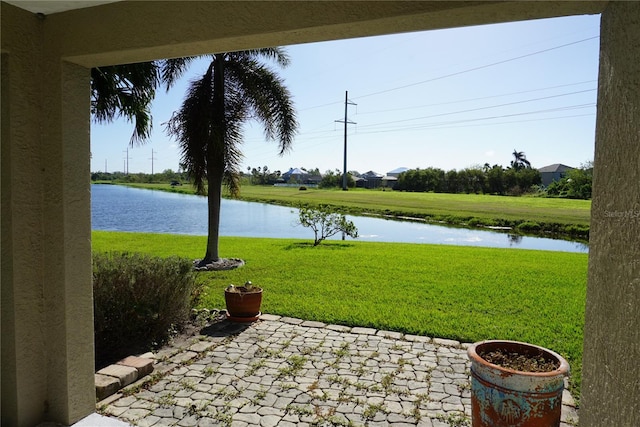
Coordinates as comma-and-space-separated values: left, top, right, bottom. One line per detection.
237, 185, 591, 225
93, 231, 588, 401
117, 183, 591, 239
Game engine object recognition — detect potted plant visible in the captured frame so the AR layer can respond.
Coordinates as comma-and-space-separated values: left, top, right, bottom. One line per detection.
467, 340, 570, 427
224, 281, 263, 322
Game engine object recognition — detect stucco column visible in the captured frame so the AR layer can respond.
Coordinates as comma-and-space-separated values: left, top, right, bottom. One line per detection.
1, 4, 95, 425
40, 60, 95, 425
582, 2, 640, 425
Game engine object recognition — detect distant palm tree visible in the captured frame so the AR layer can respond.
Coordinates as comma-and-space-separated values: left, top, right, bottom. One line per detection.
165, 49, 298, 266
510, 149, 531, 170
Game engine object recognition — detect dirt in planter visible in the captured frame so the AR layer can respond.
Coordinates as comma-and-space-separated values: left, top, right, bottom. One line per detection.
479, 348, 560, 372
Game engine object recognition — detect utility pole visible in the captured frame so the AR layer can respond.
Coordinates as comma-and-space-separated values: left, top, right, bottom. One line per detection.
335, 91, 356, 191
122, 147, 130, 175
105, 159, 108, 173
149, 149, 157, 175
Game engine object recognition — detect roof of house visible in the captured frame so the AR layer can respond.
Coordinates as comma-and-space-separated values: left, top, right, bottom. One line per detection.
538, 163, 575, 173
387, 167, 409, 174
282, 167, 306, 176
362, 171, 384, 178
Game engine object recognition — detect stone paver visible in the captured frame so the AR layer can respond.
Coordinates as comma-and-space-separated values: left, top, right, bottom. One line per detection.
98, 364, 138, 388
118, 355, 155, 377
98, 316, 579, 427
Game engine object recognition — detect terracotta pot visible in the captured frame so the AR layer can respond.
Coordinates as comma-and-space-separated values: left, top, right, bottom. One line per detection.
467, 340, 570, 427
224, 286, 262, 322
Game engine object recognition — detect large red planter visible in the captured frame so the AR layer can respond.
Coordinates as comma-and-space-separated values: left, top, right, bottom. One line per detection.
467, 340, 570, 427
224, 286, 262, 322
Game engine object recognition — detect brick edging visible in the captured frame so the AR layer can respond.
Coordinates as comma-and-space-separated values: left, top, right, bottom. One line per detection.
96, 355, 155, 401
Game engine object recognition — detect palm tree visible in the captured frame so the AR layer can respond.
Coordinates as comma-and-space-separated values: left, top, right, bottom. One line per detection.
165, 49, 298, 266
510, 149, 531, 170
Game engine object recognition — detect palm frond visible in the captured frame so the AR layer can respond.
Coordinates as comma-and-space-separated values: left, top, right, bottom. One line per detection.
227, 57, 298, 154
91, 61, 161, 145
161, 56, 199, 90
220, 82, 247, 197
232, 47, 290, 67
164, 64, 215, 194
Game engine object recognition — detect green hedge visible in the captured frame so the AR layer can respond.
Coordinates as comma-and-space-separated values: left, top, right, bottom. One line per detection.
93, 252, 201, 368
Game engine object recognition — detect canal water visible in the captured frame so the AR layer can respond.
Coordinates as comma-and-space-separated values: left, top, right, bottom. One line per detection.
91, 184, 588, 253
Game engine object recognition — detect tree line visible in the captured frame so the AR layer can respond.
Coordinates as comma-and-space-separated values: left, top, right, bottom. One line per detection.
395, 164, 541, 195
91, 169, 188, 183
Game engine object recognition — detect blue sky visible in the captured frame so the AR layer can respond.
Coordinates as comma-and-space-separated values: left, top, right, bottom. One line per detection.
91, 14, 601, 176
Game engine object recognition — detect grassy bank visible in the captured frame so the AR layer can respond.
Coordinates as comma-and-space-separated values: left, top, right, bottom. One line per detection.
93, 231, 588, 401
114, 182, 591, 240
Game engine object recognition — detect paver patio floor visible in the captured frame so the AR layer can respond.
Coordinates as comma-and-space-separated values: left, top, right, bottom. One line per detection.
98, 314, 578, 427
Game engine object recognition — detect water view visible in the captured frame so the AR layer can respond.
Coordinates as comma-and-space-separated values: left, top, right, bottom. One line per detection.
91, 184, 588, 253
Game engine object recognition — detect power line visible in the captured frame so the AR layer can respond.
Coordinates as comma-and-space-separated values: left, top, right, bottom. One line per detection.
352, 103, 595, 135
244, 92, 595, 152
352, 36, 599, 101
356, 80, 597, 116
419, 113, 595, 131
291, 36, 598, 116
244, 113, 597, 168
358, 89, 596, 130
246, 89, 595, 144
244, 105, 595, 165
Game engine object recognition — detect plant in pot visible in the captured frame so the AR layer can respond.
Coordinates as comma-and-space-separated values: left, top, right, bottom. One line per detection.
467, 340, 570, 427
224, 281, 262, 322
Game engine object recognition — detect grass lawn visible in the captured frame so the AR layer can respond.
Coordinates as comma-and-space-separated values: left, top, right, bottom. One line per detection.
117, 183, 591, 238
237, 185, 591, 225
93, 230, 588, 401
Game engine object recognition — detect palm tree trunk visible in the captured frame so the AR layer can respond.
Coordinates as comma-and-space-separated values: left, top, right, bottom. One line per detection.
201, 55, 226, 265
203, 166, 223, 263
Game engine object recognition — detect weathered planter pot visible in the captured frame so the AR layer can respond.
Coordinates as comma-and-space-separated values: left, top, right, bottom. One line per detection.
224, 286, 262, 322
467, 340, 570, 427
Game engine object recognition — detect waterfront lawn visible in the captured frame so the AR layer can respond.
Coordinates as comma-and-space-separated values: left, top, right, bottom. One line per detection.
118, 183, 590, 229
238, 185, 591, 228
93, 231, 588, 399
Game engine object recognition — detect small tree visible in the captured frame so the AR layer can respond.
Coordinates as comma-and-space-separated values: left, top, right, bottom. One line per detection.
296, 205, 358, 246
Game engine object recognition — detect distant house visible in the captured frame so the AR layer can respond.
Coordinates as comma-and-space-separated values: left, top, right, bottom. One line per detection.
353, 176, 368, 188
281, 167, 307, 183
538, 163, 574, 186
382, 175, 399, 189
385, 167, 408, 189
305, 174, 322, 185
360, 170, 384, 189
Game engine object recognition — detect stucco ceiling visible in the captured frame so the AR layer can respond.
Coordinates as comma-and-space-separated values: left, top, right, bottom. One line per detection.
4, 0, 119, 15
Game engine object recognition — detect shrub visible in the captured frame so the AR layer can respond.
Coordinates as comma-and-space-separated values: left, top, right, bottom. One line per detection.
93, 252, 202, 368
295, 205, 358, 246
517, 222, 542, 232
